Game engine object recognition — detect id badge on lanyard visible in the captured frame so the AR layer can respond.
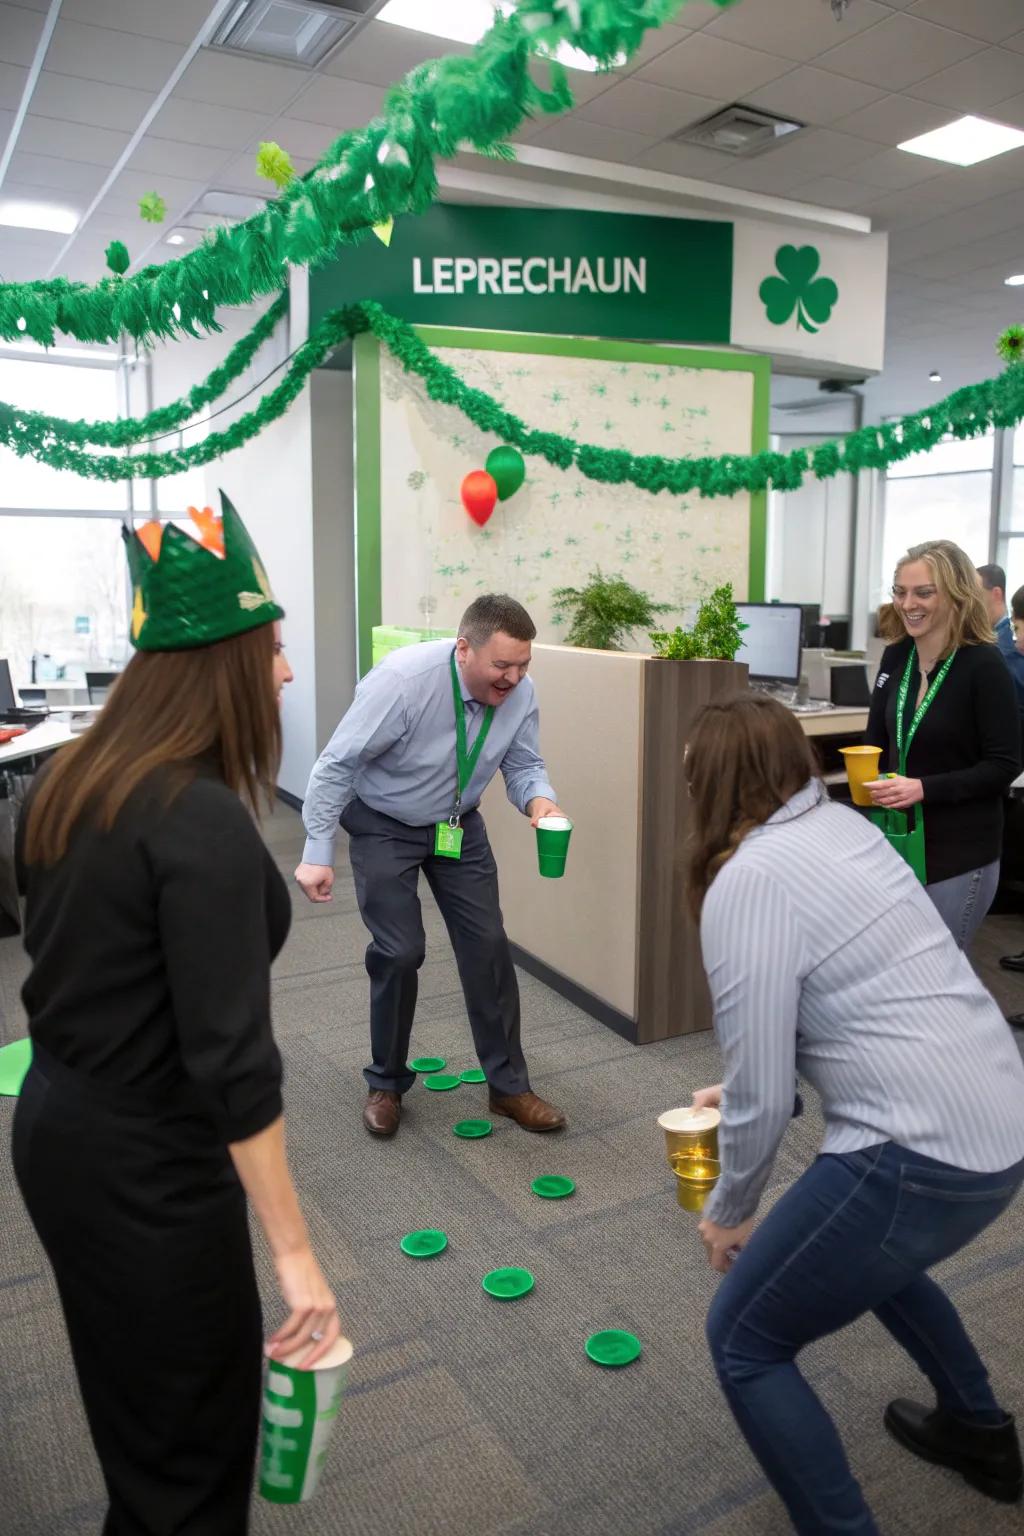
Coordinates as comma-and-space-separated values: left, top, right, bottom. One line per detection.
435, 653, 494, 860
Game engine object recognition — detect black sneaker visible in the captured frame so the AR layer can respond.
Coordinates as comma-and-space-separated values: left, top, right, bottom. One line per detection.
999, 951, 1024, 972
884, 1399, 1023, 1503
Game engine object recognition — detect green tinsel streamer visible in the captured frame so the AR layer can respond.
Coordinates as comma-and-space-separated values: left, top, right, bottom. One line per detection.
5, 299, 1024, 495
0, 0, 716, 346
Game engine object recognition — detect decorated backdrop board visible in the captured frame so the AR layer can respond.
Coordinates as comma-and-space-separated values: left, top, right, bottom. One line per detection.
355, 329, 768, 670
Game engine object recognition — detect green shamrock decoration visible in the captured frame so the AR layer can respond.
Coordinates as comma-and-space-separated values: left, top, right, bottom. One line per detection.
759, 245, 838, 334
997, 323, 1024, 366
104, 240, 130, 276
138, 191, 166, 224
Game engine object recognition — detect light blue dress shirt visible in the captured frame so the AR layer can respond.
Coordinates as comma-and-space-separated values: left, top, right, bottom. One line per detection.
700, 778, 1024, 1228
994, 613, 1024, 719
302, 640, 557, 865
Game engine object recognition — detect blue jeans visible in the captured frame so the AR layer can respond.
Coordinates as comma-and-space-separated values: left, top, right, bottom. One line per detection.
706, 1142, 1024, 1535
925, 859, 1000, 949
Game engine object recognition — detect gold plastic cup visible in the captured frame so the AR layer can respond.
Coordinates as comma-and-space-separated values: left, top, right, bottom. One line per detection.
840, 745, 882, 807
658, 1107, 721, 1213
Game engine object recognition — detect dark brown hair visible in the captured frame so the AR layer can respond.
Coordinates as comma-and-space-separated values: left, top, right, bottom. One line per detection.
685, 693, 819, 920
459, 593, 536, 647
1011, 585, 1024, 624
23, 622, 281, 866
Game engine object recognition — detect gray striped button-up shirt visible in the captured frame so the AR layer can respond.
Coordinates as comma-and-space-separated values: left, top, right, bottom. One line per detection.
700, 778, 1024, 1227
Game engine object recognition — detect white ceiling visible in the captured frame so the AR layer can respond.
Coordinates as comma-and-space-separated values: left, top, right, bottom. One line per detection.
0, 0, 1023, 416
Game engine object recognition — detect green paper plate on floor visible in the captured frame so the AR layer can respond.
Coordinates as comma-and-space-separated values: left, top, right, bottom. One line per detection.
459, 1068, 487, 1084
400, 1229, 448, 1259
482, 1267, 534, 1300
585, 1330, 642, 1367
453, 1119, 492, 1139
531, 1175, 575, 1199
410, 1056, 446, 1073
0, 1038, 32, 1097
423, 1073, 460, 1091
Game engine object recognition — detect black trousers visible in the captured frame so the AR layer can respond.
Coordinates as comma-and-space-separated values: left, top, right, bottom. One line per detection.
342, 798, 530, 1097
12, 1049, 262, 1536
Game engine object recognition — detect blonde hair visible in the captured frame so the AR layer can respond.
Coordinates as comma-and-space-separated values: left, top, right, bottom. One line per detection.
877, 539, 994, 648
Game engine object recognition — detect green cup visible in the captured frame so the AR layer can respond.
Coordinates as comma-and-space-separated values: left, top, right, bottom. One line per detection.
536, 815, 572, 879
259, 1336, 353, 1504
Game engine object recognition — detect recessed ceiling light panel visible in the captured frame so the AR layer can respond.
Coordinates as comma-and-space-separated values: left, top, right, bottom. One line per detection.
1005, 273, 1024, 287
0, 199, 79, 234
898, 115, 1024, 167
379, 0, 615, 70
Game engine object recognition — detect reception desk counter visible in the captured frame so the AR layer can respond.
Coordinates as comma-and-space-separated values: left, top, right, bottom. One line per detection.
481, 644, 747, 1045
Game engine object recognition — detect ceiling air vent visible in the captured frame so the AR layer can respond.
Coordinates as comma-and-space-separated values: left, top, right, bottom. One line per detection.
673, 106, 804, 158
210, 1, 373, 67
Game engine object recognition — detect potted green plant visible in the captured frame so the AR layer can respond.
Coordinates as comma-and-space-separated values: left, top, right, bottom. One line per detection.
649, 583, 747, 661
551, 569, 672, 652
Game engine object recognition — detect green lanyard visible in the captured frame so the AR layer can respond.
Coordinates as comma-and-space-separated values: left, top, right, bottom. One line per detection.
895, 645, 956, 774
449, 651, 494, 821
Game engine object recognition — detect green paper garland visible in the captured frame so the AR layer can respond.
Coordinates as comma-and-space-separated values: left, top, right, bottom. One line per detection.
0, 0, 725, 347
2, 301, 1023, 497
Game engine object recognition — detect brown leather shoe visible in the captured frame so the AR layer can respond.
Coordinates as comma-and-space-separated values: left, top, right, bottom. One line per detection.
488, 1090, 566, 1132
363, 1090, 401, 1136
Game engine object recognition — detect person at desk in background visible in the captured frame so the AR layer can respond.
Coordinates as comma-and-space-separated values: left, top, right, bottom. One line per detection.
978, 563, 1024, 729
865, 539, 1019, 948
295, 594, 568, 1139
686, 693, 1024, 1536
13, 496, 340, 1536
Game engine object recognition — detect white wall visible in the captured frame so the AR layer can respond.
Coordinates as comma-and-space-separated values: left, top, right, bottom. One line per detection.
134, 276, 356, 799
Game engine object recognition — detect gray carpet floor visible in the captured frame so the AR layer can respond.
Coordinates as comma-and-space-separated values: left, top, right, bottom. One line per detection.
1, 802, 1023, 1536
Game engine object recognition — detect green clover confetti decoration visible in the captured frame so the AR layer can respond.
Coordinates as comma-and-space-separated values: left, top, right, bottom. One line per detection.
760, 245, 838, 334
997, 323, 1024, 366
138, 191, 166, 224
256, 141, 295, 190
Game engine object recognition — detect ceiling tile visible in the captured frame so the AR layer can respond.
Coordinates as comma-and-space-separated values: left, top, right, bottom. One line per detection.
576, 78, 722, 138
217, 152, 314, 197
831, 92, 956, 146
1, 178, 85, 222
7, 151, 107, 195
671, 1, 730, 26
741, 65, 885, 126
852, 148, 947, 189
44, 18, 185, 93
635, 32, 790, 98
323, 21, 472, 87
111, 168, 208, 207
526, 118, 659, 166
148, 98, 269, 152
635, 139, 750, 180
906, 0, 1024, 44
786, 174, 879, 209
704, 0, 892, 63
286, 75, 385, 131
749, 126, 877, 176
31, 71, 152, 133
127, 135, 230, 181
987, 92, 1024, 129
0, 4, 44, 68
819, 14, 984, 91
18, 114, 129, 166
615, 21, 693, 78
0, 59, 26, 112
907, 46, 1024, 111
268, 116, 336, 161
59, 0, 215, 46
174, 50, 306, 115
859, 182, 969, 228
1005, 31, 1024, 54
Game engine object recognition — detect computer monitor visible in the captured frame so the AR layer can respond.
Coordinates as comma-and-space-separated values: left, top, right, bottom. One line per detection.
734, 603, 803, 686
0, 659, 16, 714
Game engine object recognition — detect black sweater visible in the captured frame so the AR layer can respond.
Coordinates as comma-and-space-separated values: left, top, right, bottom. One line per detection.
16, 768, 290, 1143
865, 638, 1020, 883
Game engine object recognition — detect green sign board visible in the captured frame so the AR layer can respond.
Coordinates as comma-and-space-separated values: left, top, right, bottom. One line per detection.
310, 204, 732, 344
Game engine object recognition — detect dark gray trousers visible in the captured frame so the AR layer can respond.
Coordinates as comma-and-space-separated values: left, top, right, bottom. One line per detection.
342, 798, 530, 1097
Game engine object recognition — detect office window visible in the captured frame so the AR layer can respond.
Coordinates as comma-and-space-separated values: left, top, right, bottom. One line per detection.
0, 359, 124, 512
0, 516, 130, 691
881, 430, 994, 590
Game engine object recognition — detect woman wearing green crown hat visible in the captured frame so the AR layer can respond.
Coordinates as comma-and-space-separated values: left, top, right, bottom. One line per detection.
12, 493, 340, 1534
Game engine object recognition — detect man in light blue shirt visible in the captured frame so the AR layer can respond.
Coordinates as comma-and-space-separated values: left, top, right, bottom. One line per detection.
295, 594, 569, 1138
978, 564, 1024, 722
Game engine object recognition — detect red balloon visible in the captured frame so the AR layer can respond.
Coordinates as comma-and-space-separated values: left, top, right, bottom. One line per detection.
461, 470, 498, 526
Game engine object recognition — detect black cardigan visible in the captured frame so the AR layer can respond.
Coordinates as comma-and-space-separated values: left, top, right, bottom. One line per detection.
865, 638, 1020, 883
16, 768, 291, 1143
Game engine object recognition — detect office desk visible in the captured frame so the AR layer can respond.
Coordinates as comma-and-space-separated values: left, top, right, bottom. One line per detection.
796, 707, 869, 738
0, 720, 77, 766
18, 682, 91, 705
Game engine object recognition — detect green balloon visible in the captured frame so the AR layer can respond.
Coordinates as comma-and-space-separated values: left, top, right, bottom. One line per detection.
486, 445, 525, 501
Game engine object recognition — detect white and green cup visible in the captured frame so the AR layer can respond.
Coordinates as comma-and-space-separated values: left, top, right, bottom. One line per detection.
536, 815, 573, 879
259, 1336, 353, 1504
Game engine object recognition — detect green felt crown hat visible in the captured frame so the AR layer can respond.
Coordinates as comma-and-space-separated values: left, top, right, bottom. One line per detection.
123, 490, 283, 651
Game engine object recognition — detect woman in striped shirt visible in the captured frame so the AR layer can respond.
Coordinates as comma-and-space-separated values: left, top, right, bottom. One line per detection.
687, 693, 1024, 1536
